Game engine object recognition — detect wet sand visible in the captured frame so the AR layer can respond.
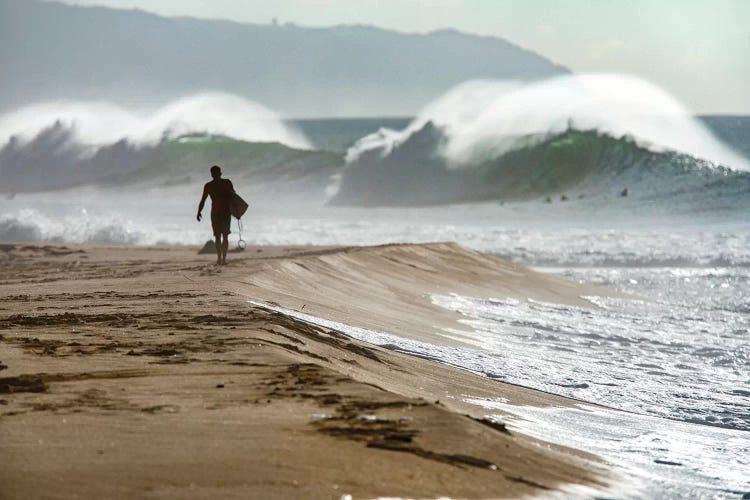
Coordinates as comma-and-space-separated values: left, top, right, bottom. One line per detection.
0, 242, 610, 499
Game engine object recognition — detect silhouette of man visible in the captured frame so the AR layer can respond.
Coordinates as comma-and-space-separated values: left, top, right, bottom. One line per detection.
197, 165, 234, 265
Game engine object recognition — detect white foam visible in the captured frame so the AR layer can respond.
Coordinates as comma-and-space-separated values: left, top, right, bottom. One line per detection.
244, 299, 749, 498
346, 74, 749, 171
463, 399, 749, 499
0, 93, 311, 149
0, 208, 142, 245
431, 291, 750, 431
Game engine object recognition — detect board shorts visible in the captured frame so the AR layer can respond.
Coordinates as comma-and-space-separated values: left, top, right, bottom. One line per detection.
211, 212, 231, 236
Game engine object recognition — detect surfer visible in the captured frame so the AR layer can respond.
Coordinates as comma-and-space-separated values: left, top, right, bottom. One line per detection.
197, 165, 234, 265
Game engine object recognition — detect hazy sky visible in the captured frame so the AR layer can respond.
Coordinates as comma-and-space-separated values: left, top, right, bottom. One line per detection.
60, 0, 750, 113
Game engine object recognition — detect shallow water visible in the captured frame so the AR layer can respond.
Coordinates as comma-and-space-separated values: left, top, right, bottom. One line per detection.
432, 283, 749, 431
248, 300, 750, 499
466, 400, 750, 499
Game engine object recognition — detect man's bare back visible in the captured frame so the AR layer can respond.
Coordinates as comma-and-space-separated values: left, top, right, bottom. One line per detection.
197, 165, 234, 265
203, 178, 234, 216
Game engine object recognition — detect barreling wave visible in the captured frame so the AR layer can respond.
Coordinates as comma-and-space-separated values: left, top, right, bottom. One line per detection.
329, 123, 750, 207
0, 94, 334, 193
0, 126, 343, 193
346, 76, 749, 171
332, 75, 750, 207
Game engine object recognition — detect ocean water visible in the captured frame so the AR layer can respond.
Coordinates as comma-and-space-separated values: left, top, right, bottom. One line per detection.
239, 211, 750, 497
1, 77, 749, 496
432, 264, 750, 431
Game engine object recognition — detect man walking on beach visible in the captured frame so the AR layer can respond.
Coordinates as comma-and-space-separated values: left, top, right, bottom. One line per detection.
197, 165, 234, 265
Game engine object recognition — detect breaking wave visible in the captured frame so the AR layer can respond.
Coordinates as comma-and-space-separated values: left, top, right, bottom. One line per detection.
0, 93, 316, 192
332, 75, 750, 207
346, 75, 748, 170
331, 124, 750, 207
0, 113, 338, 193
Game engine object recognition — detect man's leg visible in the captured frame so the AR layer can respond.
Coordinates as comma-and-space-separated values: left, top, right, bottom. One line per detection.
221, 233, 229, 264
214, 235, 222, 265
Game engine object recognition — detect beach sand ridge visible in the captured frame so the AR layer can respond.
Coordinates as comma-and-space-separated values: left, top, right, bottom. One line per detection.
0, 242, 608, 499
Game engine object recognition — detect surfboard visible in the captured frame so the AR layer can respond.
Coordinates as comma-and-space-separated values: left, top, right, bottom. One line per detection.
230, 192, 249, 219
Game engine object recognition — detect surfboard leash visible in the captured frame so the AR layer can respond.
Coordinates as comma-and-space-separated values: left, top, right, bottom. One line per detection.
236, 218, 246, 251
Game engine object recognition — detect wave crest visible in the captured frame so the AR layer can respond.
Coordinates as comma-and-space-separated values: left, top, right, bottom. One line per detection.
346, 75, 748, 171
331, 124, 750, 206
0, 93, 310, 149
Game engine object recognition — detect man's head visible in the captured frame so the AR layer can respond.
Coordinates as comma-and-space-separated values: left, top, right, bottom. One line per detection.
210, 165, 221, 179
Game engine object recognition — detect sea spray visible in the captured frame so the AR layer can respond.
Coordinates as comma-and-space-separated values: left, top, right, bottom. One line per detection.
0, 93, 310, 149
332, 75, 750, 206
346, 74, 748, 171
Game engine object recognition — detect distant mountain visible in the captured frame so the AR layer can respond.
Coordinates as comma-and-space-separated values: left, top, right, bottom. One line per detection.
0, 0, 569, 116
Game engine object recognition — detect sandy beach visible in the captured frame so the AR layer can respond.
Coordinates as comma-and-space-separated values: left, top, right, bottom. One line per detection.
0, 242, 612, 499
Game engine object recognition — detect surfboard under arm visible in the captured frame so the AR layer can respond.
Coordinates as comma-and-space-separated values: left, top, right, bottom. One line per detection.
230, 192, 249, 219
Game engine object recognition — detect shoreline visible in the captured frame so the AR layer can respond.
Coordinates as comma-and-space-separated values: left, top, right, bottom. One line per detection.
1, 242, 613, 498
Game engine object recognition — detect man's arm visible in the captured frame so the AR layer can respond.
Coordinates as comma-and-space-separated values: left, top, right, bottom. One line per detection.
197, 185, 208, 221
